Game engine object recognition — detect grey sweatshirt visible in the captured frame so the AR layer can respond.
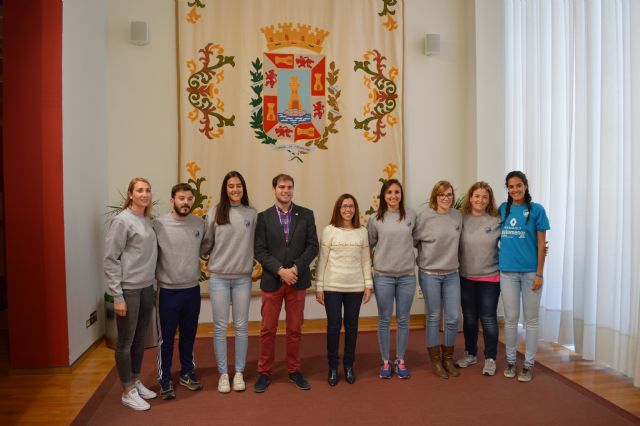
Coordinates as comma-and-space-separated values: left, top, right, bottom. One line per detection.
104, 209, 157, 303
459, 213, 500, 278
415, 208, 462, 273
152, 213, 205, 289
201, 204, 257, 278
366, 208, 417, 276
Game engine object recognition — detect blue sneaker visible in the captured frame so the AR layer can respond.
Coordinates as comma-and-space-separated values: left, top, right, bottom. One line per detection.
379, 360, 392, 379
394, 359, 410, 379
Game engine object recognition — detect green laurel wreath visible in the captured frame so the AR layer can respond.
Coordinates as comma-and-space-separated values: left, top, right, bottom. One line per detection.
249, 57, 277, 145
305, 61, 341, 151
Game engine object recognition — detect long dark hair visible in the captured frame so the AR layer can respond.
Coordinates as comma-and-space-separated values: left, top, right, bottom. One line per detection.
502, 171, 532, 225
329, 194, 361, 228
375, 179, 406, 222
215, 171, 250, 225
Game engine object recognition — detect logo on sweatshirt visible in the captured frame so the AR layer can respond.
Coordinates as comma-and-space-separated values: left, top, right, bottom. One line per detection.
194, 230, 201, 238
484, 227, 492, 233
510, 218, 517, 227
455, 225, 460, 231
245, 220, 251, 228
406, 221, 412, 227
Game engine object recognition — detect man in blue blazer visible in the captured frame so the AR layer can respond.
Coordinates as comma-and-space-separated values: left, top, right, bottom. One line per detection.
253, 174, 319, 393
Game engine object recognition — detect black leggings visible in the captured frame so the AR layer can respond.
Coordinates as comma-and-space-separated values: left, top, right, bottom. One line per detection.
324, 291, 364, 369
115, 285, 154, 386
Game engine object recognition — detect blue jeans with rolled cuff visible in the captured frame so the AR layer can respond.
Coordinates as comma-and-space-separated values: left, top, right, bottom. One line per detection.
460, 276, 500, 359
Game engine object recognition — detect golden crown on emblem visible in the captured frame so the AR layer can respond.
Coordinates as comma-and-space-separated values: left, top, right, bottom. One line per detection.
261, 23, 329, 53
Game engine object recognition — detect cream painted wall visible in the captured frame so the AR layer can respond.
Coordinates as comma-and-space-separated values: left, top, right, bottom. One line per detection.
107, 0, 178, 215
474, 0, 506, 193
63, 0, 109, 363
104, 0, 491, 322
404, 0, 475, 211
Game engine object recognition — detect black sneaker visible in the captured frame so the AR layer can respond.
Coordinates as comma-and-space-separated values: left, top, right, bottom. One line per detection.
288, 371, 311, 390
160, 379, 176, 400
253, 373, 271, 393
179, 371, 203, 391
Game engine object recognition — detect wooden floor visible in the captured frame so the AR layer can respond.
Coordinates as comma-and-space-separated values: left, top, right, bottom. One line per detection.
1, 316, 639, 424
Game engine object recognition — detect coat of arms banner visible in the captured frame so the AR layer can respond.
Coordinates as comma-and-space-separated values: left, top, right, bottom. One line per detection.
177, 0, 404, 287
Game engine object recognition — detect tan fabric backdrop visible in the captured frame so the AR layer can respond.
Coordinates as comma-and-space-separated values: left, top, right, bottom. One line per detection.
177, 0, 404, 289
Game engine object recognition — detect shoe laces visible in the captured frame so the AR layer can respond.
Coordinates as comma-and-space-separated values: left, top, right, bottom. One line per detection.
395, 360, 407, 371
382, 360, 391, 371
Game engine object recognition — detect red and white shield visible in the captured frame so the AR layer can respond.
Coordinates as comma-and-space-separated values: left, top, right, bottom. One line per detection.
262, 53, 326, 142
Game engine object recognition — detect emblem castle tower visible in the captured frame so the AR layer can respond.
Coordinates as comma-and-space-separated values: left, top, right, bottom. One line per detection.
287, 76, 302, 110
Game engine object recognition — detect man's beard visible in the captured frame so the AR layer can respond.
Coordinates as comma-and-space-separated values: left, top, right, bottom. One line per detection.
173, 204, 191, 217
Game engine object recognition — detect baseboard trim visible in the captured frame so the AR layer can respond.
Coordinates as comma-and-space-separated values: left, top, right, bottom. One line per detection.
196, 314, 426, 337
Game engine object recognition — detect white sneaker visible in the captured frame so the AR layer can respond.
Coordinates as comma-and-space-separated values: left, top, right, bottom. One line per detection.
134, 379, 157, 400
482, 358, 497, 376
121, 388, 150, 411
455, 351, 478, 368
233, 372, 246, 392
504, 363, 516, 378
518, 364, 534, 382
218, 373, 231, 393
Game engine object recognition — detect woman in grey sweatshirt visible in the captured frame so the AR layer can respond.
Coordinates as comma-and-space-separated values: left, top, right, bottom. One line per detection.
201, 171, 257, 393
104, 177, 158, 411
415, 180, 463, 379
367, 179, 417, 379
455, 182, 501, 377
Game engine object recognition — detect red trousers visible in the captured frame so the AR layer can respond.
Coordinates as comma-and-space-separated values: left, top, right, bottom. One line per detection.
257, 284, 306, 375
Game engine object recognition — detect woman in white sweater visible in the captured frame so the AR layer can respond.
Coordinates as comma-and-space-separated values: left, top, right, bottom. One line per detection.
315, 194, 373, 386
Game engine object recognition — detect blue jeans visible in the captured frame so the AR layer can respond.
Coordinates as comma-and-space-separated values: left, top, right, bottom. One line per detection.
460, 277, 500, 359
373, 274, 416, 361
208, 276, 252, 374
500, 271, 541, 365
418, 271, 461, 347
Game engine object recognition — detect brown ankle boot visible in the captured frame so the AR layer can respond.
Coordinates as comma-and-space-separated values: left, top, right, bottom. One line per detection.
442, 345, 460, 377
427, 346, 448, 379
